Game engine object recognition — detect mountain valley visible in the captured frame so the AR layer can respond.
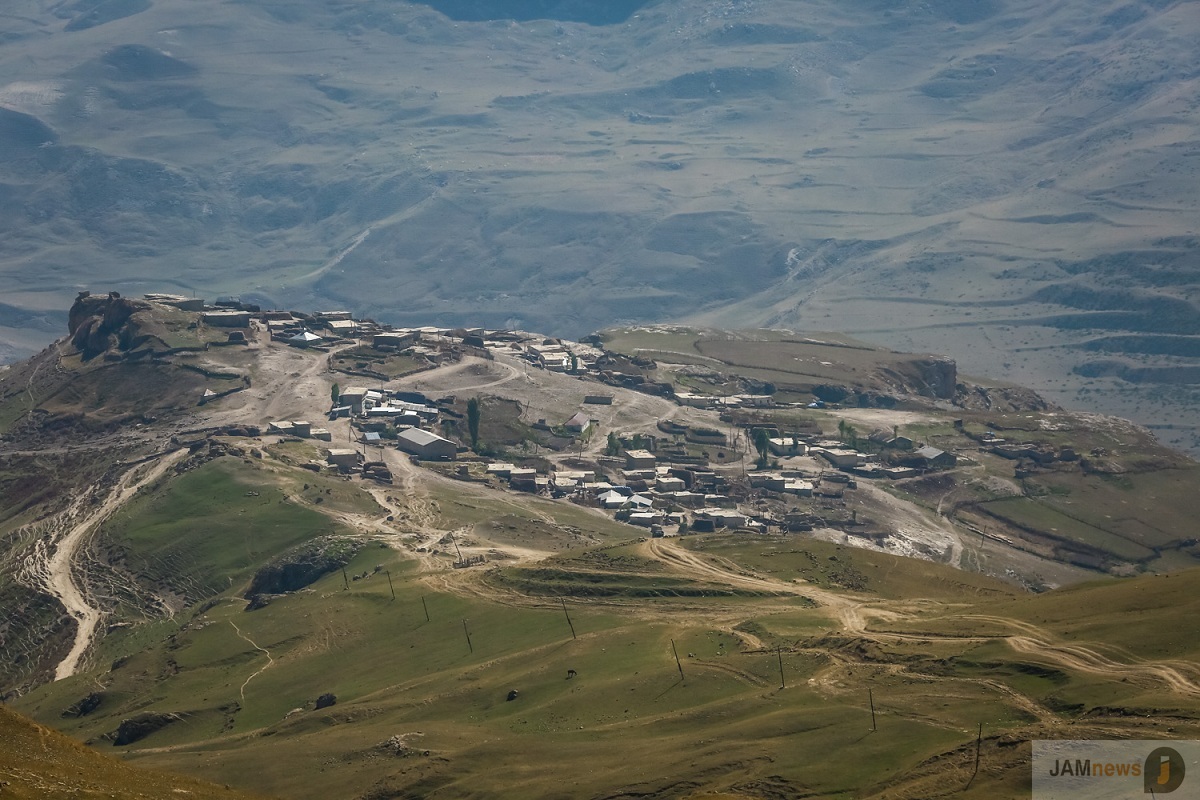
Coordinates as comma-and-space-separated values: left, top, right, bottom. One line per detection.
0, 0, 1196, 450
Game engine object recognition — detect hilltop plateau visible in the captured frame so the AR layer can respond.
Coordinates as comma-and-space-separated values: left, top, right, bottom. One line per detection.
2, 297, 1199, 798
0, 0, 1197, 452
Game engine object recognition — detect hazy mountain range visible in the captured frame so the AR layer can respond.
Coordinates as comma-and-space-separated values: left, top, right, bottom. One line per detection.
0, 0, 1196, 448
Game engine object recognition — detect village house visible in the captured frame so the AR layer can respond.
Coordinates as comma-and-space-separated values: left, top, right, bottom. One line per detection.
697, 508, 748, 529
598, 489, 629, 509
337, 387, 370, 414
784, 480, 814, 496
912, 445, 957, 470
326, 448, 360, 471
564, 412, 593, 434
628, 511, 665, 528
655, 475, 686, 493
323, 319, 358, 337
883, 466, 919, 479
554, 470, 596, 486
373, 330, 420, 350
203, 310, 252, 328
624, 449, 656, 470
768, 437, 807, 456
674, 392, 713, 408
815, 447, 863, 470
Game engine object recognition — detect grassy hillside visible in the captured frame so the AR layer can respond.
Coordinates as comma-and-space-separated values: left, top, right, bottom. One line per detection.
14, 506, 1200, 798
0, 0, 1196, 450
0, 704, 265, 800
96, 456, 367, 611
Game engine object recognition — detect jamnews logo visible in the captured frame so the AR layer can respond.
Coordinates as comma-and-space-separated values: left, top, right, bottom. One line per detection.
1144, 747, 1185, 794
1033, 741, 1194, 798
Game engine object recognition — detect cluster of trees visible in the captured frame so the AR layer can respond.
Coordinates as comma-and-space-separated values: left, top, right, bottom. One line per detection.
838, 419, 859, 448
605, 432, 648, 457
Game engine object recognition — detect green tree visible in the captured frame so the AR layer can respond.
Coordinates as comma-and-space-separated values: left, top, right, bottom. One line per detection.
330, 382, 340, 406
570, 352, 579, 373
753, 428, 771, 469
837, 419, 848, 441
467, 397, 481, 450
606, 432, 621, 456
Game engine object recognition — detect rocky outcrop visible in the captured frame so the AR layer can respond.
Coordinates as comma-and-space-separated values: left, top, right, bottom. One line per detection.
112, 712, 180, 745
954, 383, 1056, 412
243, 536, 362, 607
67, 291, 155, 360
906, 357, 957, 399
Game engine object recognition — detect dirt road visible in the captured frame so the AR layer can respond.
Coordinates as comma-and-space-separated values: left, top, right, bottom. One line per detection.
33, 449, 187, 680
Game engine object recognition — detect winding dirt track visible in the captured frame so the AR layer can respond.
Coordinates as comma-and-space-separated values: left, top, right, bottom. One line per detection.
639, 538, 1200, 700
37, 449, 187, 680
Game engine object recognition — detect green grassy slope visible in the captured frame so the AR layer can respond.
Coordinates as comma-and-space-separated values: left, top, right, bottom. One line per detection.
0, 704, 267, 800
15, 513, 1200, 799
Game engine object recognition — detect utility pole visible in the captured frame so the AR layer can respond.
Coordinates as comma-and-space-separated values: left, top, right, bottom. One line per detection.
561, 598, 576, 640
386, 570, 395, 601
670, 639, 684, 681
462, 619, 473, 653
869, 688, 877, 731
777, 647, 785, 689
342, 565, 349, 591
421, 595, 430, 622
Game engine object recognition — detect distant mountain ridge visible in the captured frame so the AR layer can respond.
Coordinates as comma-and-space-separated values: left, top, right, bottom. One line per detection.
0, 0, 1196, 449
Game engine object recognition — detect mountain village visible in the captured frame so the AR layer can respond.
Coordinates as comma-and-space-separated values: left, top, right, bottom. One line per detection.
120, 292, 1017, 557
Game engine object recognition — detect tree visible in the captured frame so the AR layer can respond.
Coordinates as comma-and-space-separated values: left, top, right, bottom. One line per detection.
569, 352, 579, 373
330, 382, 340, 406
837, 419, 848, 441
606, 432, 621, 456
467, 397, 481, 450
753, 428, 771, 469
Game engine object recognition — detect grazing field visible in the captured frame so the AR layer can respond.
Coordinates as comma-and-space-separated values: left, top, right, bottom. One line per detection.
18, 503, 1200, 798
97, 457, 360, 608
